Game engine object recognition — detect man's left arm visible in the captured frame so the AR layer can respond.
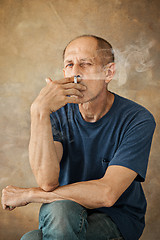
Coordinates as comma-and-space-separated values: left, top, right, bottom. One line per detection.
33, 165, 137, 208
1, 165, 137, 210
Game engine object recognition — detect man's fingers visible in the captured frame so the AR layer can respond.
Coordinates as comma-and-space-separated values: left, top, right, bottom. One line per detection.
45, 77, 72, 85
45, 77, 86, 92
54, 77, 75, 84
64, 89, 84, 97
57, 76, 82, 84
5, 185, 15, 192
2, 203, 7, 210
3, 205, 15, 211
45, 78, 52, 84
63, 83, 86, 91
45, 77, 75, 89
9, 206, 16, 211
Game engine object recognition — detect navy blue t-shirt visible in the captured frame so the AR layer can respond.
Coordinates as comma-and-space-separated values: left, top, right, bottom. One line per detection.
50, 93, 156, 240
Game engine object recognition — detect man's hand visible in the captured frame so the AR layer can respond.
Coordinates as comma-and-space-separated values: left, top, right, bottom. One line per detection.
1, 185, 31, 211
1, 186, 63, 211
31, 77, 86, 115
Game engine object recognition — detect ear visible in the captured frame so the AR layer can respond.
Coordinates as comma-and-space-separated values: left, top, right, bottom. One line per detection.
104, 63, 115, 84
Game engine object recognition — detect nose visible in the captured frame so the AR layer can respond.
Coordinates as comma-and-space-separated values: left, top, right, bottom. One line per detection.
71, 64, 82, 78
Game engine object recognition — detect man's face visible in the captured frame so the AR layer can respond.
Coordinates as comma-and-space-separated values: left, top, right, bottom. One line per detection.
63, 37, 108, 103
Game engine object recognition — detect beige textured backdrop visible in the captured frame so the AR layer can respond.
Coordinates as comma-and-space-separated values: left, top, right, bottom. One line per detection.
0, 0, 160, 239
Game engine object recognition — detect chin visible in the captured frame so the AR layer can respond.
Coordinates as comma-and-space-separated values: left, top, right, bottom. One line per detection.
79, 95, 97, 104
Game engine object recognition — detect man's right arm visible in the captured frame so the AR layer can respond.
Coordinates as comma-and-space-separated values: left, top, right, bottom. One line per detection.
29, 110, 62, 192
28, 77, 86, 191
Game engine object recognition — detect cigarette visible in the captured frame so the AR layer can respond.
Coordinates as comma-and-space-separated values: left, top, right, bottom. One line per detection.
74, 76, 78, 83
74, 75, 81, 83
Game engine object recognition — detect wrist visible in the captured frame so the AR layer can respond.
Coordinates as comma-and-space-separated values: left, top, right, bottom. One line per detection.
30, 107, 51, 124
24, 188, 35, 204
28, 187, 53, 204
27, 187, 41, 204
24, 187, 64, 204
31, 102, 50, 118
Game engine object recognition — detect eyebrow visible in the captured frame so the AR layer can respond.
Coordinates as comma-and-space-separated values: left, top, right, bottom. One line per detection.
64, 60, 73, 65
64, 58, 95, 65
80, 58, 95, 62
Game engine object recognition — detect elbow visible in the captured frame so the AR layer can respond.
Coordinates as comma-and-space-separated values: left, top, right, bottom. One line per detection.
36, 173, 59, 192
102, 186, 117, 208
33, 167, 60, 192
40, 182, 59, 192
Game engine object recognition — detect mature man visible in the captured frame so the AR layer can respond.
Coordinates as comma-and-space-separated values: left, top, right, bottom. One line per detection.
2, 35, 156, 240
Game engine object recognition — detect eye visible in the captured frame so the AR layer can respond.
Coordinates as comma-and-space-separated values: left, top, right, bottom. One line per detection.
65, 63, 73, 68
80, 62, 92, 67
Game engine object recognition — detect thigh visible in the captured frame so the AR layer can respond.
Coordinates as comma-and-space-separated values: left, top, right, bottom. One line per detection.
86, 211, 124, 240
20, 229, 42, 240
39, 200, 88, 239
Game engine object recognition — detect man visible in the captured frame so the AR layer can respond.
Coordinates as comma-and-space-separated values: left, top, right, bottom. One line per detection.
2, 35, 156, 240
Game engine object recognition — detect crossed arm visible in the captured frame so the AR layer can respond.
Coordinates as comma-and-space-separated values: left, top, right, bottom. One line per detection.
2, 162, 137, 211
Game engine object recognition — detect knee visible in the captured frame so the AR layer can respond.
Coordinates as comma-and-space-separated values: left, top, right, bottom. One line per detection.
39, 200, 88, 230
20, 230, 42, 240
39, 200, 88, 238
39, 200, 84, 222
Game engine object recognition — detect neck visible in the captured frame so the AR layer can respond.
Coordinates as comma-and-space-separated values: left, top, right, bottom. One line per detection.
79, 90, 114, 122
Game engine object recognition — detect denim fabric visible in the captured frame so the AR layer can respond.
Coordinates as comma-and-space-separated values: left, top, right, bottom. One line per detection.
20, 200, 124, 240
21, 229, 42, 240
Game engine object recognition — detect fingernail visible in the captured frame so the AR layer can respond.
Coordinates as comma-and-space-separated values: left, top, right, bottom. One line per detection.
45, 78, 50, 83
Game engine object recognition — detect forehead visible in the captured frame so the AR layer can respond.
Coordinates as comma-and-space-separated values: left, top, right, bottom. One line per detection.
64, 37, 98, 61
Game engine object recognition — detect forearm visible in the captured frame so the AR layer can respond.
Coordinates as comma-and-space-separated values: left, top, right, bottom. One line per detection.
29, 108, 60, 191
28, 78, 85, 190
30, 179, 112, 209
2, 167, 137, 211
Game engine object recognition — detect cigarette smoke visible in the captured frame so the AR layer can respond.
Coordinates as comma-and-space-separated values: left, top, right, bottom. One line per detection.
113, 39, 155, 86
60, 36, 155, 85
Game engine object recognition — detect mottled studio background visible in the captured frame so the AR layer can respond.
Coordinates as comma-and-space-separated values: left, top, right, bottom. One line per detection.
0, 0, 160, 239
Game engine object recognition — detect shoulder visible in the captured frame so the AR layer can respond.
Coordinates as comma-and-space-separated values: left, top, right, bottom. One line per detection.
114, 93, 156, 125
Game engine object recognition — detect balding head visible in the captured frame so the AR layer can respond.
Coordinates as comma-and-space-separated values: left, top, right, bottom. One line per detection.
63, 35, 114, 66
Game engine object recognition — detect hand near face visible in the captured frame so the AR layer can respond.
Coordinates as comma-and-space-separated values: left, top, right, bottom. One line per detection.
31, 77, 86, 115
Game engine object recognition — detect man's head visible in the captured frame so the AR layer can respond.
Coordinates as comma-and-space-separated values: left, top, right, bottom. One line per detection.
63, 35, 115, 103
63, 35, 114, 66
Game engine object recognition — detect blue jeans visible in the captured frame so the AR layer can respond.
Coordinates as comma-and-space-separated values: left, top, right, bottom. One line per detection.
21, 200, 124, 240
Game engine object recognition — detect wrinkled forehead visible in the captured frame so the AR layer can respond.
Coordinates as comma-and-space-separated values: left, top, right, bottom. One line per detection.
64, 37, 99, 61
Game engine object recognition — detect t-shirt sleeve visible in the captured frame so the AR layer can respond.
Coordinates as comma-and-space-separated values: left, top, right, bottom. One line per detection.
50, 112, 64, 144
109, 113, 156, 182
